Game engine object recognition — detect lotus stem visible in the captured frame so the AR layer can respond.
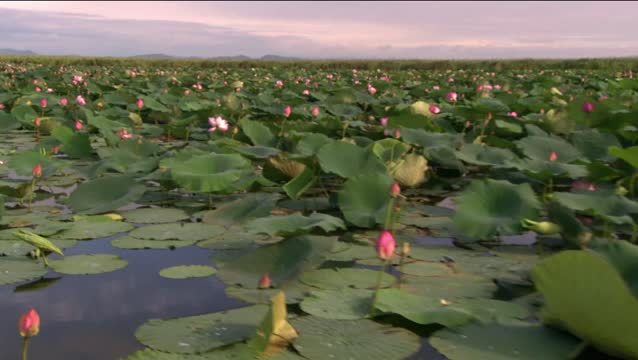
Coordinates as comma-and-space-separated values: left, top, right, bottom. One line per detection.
383, 198, 396, 231
22, 337, 29, 360
370, 258, 390, 314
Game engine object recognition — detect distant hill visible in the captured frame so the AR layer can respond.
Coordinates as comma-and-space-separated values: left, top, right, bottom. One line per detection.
130, 53, 175, 59
260, 54, 301, 60
0, 48, 37, 55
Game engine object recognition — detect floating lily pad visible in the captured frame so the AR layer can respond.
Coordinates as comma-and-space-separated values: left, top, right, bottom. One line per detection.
245, 212, 346, 237
0, 258, 48, 285
400, 261, 453, 277
121, 208, 190, 224
49, 254, 128, 275
402, 273, 497, 300
300, 289, 373, 320
129, 223, 225, 241
159, 265, 217, 279
123, 345, 302, 360
338, 173, 394, 228
202, 193, 281, 226
64, 175, 147, 214
291, 317, 421, 360
430, 322, 580, 360
299, 268, 396, 290
56, 220, 134, 240
111, 236, 195, 250
134, 305, 269, 354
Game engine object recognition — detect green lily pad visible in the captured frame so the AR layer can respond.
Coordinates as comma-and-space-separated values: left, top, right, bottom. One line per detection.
0, 258, 48, 285
49, 254, 128, 275
291, 317, 420, 360
452, 179, 541, 240
299, 268, 396, 290
430, 322, 580, 360
121, 208, 190, 224
317, 141, 386, 178
516, 135, 582, 163
123, 346, 302, 360
129, 223, 225, 241
64, 175, 147, 214
165, 153, 253, 193
532, 250, 638, 359
56, 220, 134, 240
112, 237, 196, 250
338, 173, 394, 228
300, 289, 373, 320
375, 288, 474, 327
245, 212, 345, 237
159, 265, 217, 279
400, 261, 453, 276
402, 273, 497, 300
202, 193, 281, 226
609, 145, 638, 169
216, 235, 336, 288
134, 305, 268, 354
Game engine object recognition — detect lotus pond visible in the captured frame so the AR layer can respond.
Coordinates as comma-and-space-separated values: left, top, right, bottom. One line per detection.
1, 60, 638, 360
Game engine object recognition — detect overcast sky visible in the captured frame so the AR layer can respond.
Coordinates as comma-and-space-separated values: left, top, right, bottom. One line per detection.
0, 1, 636, 59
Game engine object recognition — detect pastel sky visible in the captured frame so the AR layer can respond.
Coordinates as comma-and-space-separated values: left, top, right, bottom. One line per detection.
0, 1, 636, 59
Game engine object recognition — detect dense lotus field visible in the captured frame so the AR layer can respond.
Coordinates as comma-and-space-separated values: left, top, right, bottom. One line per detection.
1, 60, 638, 360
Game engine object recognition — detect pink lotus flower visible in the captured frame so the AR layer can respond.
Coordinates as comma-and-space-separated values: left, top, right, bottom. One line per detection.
302, 89, 310, 96
33, 79, 39, 85
116, 128, 133, 139
208, 116, 229, 132
429, 105, 441, 114
390, 182, 401, 197
446, 91, 458, 102
393, 128, 401, 139
184, 89, 191, 95
376, 230, 396, 260
549, 151, 558, 162
380, 117, 389, 127
73, 75, 83, 83
74, 120, 83, 130
380, 75, 390, 81
136, 98, 144, 109
18, 308, 40, 338
275, 80, 284, 88
258, 274, 271, 289
46, 88, 54, 93
599, 95, 609, 101
494, 84, 502, 90
40, 98, 48, 108
76, 95, 86, 106
582, 102, 594, 113
368, 84, 377, 95
32, 164, 42, 178
0, 104, 5, 110
283, 105, 292, 118
571, 181, 596, 192
433, 85, 440, 90
34, 117, 41, 127
35, 86, 41, 92
59, 98, 68, 106
192, 83, 203, 90
507, 111, 518, 117
312, 106, 320, 117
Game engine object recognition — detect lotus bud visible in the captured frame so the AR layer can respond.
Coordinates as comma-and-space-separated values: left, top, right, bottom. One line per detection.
74, 120, 83, 131
582, 102, 594, 113
390, 182, 401, 198
283, 105, 292, 118
34, 117, 41, 127
18, 308, 40, 338
376, 230, 396, 260
446, 91, 458, 102
136, 98, 144, 109
76, 95, 86, 106
380, 117, 389, 127
258, 274, 271, 289
549, 151, 558, 162
429, 105, 441, 114
40, 98, 48, 108
59, 98, 68, 106
521, 219, 561, 235
32, 164, 42, 178
312, 106, 320, 117
393, 128, 401, 139
402, 242, 411, 257
439, 299, 451, 306
616, 186, 628, 196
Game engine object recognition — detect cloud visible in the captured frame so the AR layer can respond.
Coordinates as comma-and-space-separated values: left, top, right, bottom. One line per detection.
0, 2, 637, 59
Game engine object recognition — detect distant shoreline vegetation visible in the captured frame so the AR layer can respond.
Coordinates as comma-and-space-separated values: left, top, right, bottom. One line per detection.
0, 54, 637, 71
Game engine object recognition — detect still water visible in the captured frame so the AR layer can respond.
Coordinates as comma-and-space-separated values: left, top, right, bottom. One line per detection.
0, 233, 445, 360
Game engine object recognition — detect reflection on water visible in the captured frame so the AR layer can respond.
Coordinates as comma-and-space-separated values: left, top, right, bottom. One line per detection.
0, 233, 447, 360
0, 235, 246, 360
